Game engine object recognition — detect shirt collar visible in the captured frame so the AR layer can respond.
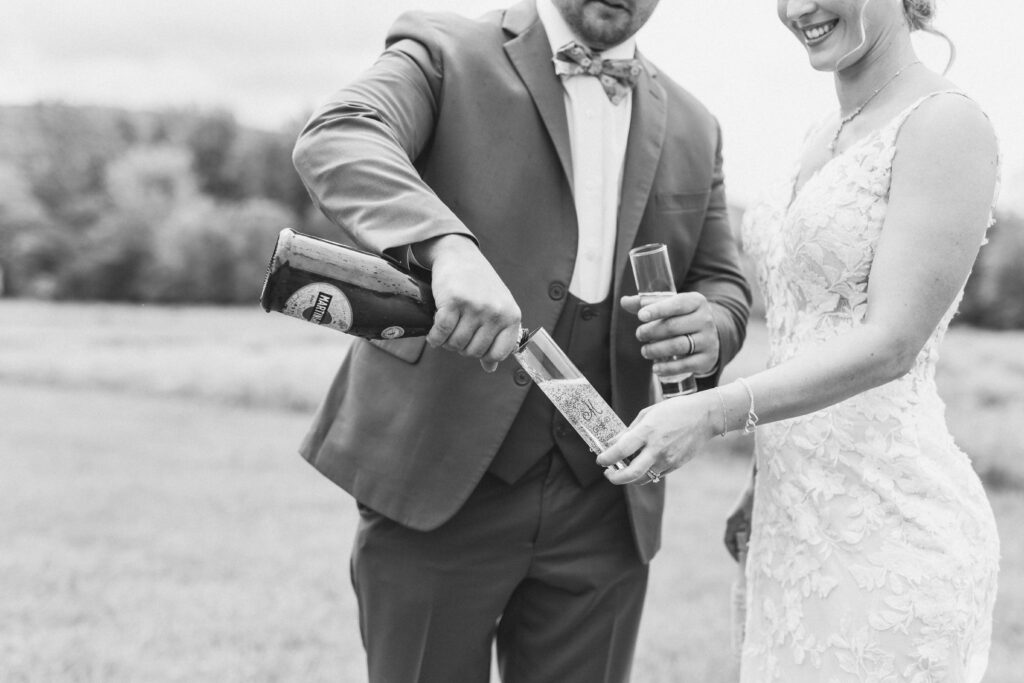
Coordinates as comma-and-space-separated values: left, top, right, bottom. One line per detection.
535, 0, 637, 61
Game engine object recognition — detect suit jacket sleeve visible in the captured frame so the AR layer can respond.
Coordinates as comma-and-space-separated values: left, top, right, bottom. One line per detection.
685, 120, 751, 389
292, 14, 475, 259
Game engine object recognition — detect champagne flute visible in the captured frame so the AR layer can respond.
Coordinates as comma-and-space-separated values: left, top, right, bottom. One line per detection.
628, 243, 697, 398
513, 327, 631, 470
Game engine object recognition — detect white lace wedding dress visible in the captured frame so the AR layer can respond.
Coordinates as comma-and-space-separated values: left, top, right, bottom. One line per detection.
738, 92, 1001, 682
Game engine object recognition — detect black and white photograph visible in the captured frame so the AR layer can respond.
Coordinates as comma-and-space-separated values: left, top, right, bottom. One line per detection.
2, 1, 1022, 681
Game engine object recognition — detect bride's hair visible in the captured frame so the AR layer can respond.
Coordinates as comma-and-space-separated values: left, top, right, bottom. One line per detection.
902, 0, 934, 30
903, 0, 957, 73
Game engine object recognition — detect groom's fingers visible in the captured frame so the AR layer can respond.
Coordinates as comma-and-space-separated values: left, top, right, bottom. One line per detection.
644, 337, 716, 378
639, 307, 720, 377
427, 305, 461, 348
620, 294, 644, 315
653, 353, 713, 379
636, 312, 702, 343
636, 293, 714, 339
477, 323, 524, 372
641, 330, 704, 360
636, 292, 705, 323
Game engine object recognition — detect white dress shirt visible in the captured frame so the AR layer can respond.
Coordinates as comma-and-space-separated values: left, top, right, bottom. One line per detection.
536, 0, 635, 304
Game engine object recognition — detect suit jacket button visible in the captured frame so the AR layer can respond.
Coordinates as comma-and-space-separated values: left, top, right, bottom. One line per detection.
513, 368, 531, 386
580, 306, 595, 320
548, 281, 567, 300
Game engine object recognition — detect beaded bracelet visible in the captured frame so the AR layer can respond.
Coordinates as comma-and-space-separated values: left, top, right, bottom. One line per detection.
736, 377, 760, 434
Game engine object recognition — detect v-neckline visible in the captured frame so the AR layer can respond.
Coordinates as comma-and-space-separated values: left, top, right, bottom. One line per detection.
785, 125, 883, 213
784, 89, 964, 214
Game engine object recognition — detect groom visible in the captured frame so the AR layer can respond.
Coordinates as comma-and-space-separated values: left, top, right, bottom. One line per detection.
292, 1, 750, 681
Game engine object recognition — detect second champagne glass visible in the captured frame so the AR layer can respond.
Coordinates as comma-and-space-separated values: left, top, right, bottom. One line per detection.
628, 243, 698, 398
513, 327, 631, 470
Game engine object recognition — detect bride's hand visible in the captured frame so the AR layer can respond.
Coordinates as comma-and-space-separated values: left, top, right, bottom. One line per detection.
723, 486, 754, 562
595, 390, 719, 485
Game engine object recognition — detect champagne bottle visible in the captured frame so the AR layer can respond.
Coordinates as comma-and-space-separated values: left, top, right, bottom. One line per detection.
262, 230, 632, 471
260, 229, 435, 340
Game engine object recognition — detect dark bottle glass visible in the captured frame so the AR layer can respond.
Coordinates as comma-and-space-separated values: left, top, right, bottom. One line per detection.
260, 229, 435, 340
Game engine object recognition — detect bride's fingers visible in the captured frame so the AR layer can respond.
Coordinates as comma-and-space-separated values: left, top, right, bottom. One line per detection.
596, 429, 646, 468
603, 447, 665, 486
723, 517, 742, 561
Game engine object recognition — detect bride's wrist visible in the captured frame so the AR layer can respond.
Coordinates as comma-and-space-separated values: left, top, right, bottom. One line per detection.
714, 379, 760, 436
705, 389, 728, 438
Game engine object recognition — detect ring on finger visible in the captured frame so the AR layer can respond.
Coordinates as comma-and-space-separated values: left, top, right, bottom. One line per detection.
683, 333, 695, 356
645, 469, 662, 484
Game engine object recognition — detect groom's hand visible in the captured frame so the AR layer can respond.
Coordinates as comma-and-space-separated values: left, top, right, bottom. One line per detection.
621, 292, 720, 377
414, 234, 522, 372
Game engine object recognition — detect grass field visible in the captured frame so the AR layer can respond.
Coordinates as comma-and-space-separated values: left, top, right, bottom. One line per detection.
1, 300, 1021, 682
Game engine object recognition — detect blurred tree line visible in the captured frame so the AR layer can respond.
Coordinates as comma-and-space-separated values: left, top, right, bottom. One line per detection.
0, 102, 1021, 328
959, 209, 1024, 329
0, 102, 339, 304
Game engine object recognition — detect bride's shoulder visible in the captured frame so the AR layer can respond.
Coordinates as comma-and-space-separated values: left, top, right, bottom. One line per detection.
889, 89, 1000, 211
894, 89, 997, 156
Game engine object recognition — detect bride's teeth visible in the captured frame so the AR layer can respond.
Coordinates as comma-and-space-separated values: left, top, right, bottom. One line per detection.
803, 21, 836, 42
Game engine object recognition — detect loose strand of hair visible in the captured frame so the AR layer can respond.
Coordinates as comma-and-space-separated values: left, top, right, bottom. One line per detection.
923, 25, 957, 75
835, 0, 874, 72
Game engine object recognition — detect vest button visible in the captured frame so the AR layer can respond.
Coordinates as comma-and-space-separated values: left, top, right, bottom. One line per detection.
580, 306, 595, 320
513, 368, 531, 386
555, 424, 571, 438
548, 281, 567, 300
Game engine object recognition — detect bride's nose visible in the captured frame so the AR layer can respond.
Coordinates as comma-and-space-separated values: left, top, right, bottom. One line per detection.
780, 0, 818, 21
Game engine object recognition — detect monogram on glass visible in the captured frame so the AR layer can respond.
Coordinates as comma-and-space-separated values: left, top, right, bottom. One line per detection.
513, 328, 630, 471
628, 242, 697, 398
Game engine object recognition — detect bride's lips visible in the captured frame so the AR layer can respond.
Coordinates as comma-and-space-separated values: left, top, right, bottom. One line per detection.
595, 0, 630, 12
799, 19, 839, 46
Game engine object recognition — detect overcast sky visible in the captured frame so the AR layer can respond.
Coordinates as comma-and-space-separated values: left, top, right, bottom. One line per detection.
4, 0, 1022, 209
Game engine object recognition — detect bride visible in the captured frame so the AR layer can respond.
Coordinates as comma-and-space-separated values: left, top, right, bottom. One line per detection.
598, 0, 1000, 680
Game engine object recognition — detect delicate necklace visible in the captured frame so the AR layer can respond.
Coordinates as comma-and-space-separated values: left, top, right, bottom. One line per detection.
828, 60, 921, 154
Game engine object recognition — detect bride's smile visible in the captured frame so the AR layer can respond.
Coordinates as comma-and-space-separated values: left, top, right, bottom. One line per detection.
778, 1, 858, 68
799, 18, 839, 45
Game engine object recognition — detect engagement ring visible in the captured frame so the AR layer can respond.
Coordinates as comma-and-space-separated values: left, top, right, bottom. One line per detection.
646, 469, 661, 484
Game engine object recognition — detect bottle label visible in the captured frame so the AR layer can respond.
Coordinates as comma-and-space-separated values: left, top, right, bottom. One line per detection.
381, 326, 406, 339
282, 283, 353, 331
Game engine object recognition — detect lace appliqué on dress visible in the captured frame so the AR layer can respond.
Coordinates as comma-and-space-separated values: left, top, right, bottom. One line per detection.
738, 92, 1001, 683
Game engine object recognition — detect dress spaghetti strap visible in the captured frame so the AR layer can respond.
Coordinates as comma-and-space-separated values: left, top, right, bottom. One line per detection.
885, 89, 1001, 228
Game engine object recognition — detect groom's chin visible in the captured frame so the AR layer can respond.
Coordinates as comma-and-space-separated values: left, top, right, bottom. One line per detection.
573, 1, 646, 49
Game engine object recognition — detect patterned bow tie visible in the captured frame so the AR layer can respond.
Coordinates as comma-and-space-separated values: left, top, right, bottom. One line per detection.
554, 41, 643, 106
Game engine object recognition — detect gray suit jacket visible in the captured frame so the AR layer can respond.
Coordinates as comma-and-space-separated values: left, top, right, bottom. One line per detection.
292, 0, 751, 563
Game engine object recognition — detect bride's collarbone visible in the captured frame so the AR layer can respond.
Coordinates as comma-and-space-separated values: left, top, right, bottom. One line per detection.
827, 76, 958, 156
794, 84, 949, 190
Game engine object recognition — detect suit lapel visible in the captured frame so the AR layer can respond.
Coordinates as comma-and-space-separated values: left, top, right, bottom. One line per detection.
503, 1, 574, 191
613, 54, 667, 299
